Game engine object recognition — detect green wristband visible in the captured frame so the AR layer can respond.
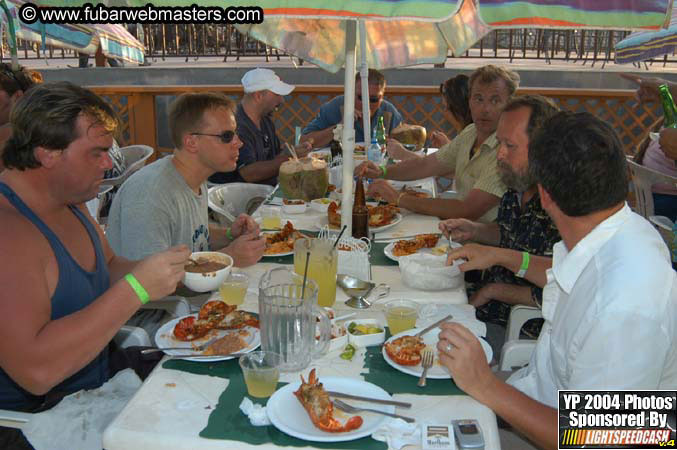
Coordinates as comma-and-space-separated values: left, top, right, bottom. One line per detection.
226, 227, 234, 240
516, 251, 530, 278
125, 273, 150, 305
379, 165, 387, 178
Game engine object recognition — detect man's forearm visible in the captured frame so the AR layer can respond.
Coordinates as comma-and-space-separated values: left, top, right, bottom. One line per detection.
474, 222, 500, 246
107, 255, 138, 283
496, 248, 551, 288
209, 224, 231, 249
301, 128, 333, 148
478, 377, 558, 450
239, 154, 286, 183
398, 196, 470, 219
485, 283, 536, 307
385, 154, 449, 181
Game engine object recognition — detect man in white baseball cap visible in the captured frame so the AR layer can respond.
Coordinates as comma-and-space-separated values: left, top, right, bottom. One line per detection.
209, 68, 311, 185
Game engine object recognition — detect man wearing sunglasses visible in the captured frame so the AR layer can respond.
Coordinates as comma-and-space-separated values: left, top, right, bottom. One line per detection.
209, 68, 311, 185
300, 69, 403, 148
107, 92, 265, 269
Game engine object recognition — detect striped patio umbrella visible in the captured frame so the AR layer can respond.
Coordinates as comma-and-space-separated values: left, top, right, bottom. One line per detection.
479, 0, 671, 30
0, 0, 145, 64
615, 7, 677, 64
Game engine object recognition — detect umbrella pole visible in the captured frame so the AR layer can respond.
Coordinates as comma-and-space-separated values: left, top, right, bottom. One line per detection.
358, 20, 370, 145
340, 20, 357, 237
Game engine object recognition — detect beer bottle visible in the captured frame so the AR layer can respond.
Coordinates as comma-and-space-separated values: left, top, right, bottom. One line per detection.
375, 115, 387, 147
659, 84, 677, 128
352, 177, 370, 239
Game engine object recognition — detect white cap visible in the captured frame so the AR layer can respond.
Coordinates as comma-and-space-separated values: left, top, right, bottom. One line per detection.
241, 68, 294, 95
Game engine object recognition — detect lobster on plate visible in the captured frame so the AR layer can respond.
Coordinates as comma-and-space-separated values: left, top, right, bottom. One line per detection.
293, 369, 363, 433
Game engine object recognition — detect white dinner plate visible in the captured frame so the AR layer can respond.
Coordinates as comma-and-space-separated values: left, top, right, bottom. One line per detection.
262, 231, 296, 257
382, 327, 492, 379
155, 313, 260, 362
267, 375, 394, 442
316, 213, 402, 234
383, 239, 462, 262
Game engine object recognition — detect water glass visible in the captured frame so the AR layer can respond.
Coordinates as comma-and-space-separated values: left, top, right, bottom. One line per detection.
219, 272, 249, 306
239, 351, 281, 398
384, 299, 419, 335
261, 207, 281, 230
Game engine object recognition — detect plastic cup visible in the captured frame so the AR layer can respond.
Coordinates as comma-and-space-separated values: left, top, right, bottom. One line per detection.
239, 351, 281, 398
219, 272, 249, 306
384, 299, 419, 335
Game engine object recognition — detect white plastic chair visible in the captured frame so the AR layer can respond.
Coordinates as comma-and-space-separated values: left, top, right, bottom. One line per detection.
101, 145, 154, 187
208, 183, 274, 228
627, 158, 677, 219
0, 325, 151, 429
498, 305, 542, 371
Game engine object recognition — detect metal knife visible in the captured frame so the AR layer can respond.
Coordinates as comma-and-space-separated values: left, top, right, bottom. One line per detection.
327, 391, 412, 408
165, 352, 248, 360
414, 314, 454, 338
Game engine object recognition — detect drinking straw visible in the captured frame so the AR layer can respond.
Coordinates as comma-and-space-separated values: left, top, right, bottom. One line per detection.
332, 225, 348, 249
301, 250, 311, 299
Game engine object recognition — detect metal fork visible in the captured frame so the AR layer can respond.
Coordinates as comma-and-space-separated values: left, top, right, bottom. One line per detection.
333, 399, 416, 423
417, 349, 434, 388
140, 336, 220, 355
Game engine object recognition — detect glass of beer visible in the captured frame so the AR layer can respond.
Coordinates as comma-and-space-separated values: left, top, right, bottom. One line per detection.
239, 351, 281, 398
384, 299, 419, 335
293, 238, 338, 308
219, 272, 249, 306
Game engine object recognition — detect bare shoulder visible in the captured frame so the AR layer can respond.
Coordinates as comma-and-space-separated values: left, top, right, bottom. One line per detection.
0, 198, 51, 272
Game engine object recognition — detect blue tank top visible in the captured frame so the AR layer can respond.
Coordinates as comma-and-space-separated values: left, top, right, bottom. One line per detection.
0, 182, 111, 411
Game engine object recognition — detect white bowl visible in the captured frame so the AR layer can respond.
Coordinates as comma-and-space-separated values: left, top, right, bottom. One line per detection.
347, 319, 386, 347
310, 198, 333, 213
282, 199, 307, 214
183, 251, 233, 293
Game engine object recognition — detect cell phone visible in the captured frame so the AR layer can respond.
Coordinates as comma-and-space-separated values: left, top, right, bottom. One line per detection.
451, 419, 484, 449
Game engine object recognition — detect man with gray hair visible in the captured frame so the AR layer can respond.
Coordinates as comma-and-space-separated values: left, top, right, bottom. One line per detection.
441, 95, 560, 353
209, 68, 311, 185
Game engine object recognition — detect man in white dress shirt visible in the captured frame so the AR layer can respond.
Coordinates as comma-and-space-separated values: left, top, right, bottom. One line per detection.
437, 111, 677, 449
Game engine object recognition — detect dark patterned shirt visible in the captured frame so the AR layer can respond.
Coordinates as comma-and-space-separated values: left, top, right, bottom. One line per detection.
474, 189, 560, 335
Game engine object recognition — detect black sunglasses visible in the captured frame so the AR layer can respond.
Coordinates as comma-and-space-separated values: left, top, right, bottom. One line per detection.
357, 94, 381, 103
190, 130, 237, 144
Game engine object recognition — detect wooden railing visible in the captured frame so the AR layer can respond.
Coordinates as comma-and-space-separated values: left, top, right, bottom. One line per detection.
89, 85, 660, 159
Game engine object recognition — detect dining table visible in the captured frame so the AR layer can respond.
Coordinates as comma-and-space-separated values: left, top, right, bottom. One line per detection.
103, 175, 502, 450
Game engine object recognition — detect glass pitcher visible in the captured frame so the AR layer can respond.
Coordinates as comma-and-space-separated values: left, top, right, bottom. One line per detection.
293, 237, 338, 308
258, 267, 331, 372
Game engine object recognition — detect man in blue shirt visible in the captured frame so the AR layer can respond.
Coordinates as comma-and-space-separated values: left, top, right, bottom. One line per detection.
300, 69, 403, 148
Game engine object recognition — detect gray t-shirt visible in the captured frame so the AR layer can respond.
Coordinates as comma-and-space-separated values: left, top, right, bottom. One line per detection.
107, 156, 210, 260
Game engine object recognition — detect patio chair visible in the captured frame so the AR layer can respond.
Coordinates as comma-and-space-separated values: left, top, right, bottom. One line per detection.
101, 144, 154, 187
208, 183, 274, 228
0, 325, 151, 429
498, 305, 542, 371
627, 158, 677, 219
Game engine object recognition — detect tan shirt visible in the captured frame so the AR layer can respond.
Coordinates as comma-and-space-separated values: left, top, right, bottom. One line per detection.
435, 124, 506, 223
